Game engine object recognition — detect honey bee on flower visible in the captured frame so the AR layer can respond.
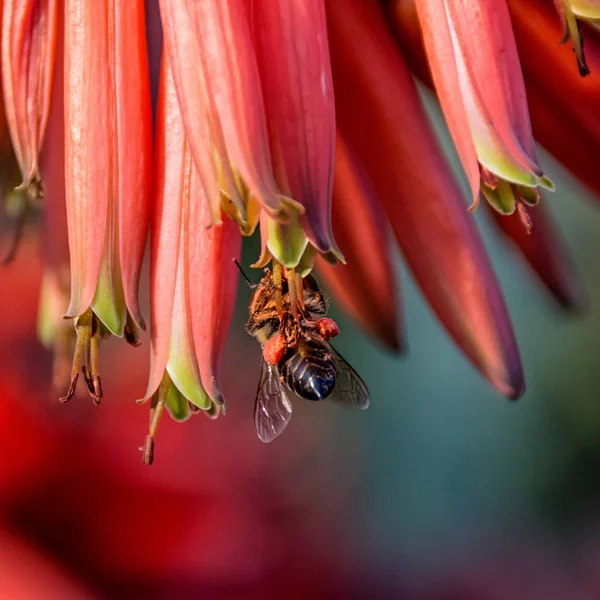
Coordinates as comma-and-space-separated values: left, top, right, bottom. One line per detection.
246, 266, 368, 442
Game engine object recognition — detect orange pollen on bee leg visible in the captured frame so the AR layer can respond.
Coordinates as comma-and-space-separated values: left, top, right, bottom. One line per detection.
315, 318, 340, 340
263, 333, 287, 365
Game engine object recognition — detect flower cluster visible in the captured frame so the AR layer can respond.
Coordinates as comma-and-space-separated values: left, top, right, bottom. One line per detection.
2, 0, 599, 461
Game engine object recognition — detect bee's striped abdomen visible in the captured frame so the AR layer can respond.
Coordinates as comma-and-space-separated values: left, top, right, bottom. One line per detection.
280, 339, 336, 401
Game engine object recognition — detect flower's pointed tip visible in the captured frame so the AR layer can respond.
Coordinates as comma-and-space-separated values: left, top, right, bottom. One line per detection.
203, 401, 222, 420
205, 376, 227, 412
62, 304, 81, 322
376, 323, 404, 354
504, 380, 526, 402
251, 246, 272, 270
138, 382, 157, 405
264, 195, 305, 222
321, 247, 346, 266
556, 282, 589, 314
467, 195, 480, 213
483, 353, 526, 401
483, 365, 525, 401
536, 174, 555, 191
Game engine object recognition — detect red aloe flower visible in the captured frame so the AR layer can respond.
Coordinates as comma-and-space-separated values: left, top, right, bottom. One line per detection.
249, 0, 340, 268
62, 0, 151, 401
316, 133, 401, 352
142, 55, 241, 464
1, 0, 57, 196
158, 0, 297, 235
414, 0, 553, 217
327, 0, 524, 398
386, 0, 587, 312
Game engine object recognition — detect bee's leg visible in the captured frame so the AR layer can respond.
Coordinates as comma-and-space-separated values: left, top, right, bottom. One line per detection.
273, 262, 284, 319
295, 271, 305, 312
286, 267, 300, 320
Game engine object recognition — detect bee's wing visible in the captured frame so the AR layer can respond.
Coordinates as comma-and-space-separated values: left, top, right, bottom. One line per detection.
325, 343, 370, 410
254, 359, 293, 443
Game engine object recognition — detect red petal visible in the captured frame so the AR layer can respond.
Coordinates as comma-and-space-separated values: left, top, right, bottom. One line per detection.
415, 0, 545, 192
147, 55, 241, 407
40, 7, 68, 282
116, 0, 152, 330
250, 0, 338, 254
159, 0, 286, 220
63, 0, 151, 326
412, 0, 479, 202
64, 0, 108, 318
188, 201, 241, 406
316, 133, 401, 352
327, 0, 524, 398
145, 56, 182, 399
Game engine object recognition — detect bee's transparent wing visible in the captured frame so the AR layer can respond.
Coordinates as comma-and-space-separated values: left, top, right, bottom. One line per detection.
326, 343, 370, 410
254, 359, 293, 442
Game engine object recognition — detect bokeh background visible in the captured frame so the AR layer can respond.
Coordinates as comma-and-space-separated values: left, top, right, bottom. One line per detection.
2, 52, 600, 600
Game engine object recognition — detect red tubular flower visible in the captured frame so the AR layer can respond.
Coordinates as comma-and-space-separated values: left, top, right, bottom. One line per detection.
62, 0, 151, 400
142, 55, 241, 464
386, 0, 586, 312
1, 0, 57, 196
413, 0, 552, 217
249, 0, 340, 266
327, 0, 524, 398
316, 133, 401, 352
158, 0, 297, 235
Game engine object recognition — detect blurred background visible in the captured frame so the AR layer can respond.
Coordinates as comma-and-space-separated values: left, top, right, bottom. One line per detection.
2, 66, 600, 600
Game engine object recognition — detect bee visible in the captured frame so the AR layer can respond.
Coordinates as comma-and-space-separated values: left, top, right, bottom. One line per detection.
246, 267, 369, 442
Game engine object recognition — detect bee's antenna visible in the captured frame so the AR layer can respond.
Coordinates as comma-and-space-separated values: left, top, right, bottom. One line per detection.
234, 259, 257, 288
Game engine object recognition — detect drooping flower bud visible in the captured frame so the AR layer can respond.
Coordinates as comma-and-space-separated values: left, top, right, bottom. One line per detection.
62, 0, 152, 402
414, 0, 553, 220
141, 55, 241, 465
